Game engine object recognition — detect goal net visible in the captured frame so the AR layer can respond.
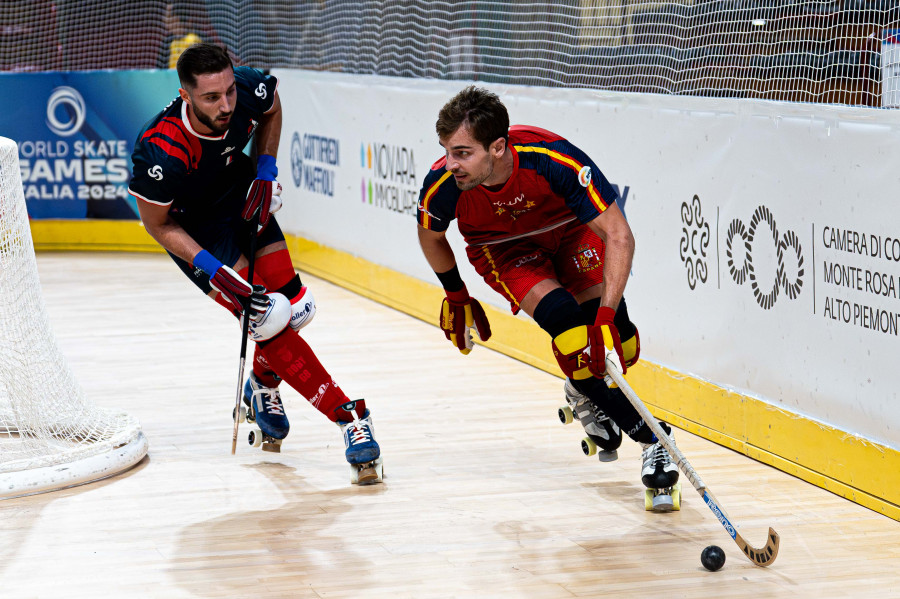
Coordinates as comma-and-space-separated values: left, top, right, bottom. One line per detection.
1, 1, 898, 108
0, 136, 148, 499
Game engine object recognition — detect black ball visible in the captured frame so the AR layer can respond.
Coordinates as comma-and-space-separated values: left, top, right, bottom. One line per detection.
701, 545, 726, 571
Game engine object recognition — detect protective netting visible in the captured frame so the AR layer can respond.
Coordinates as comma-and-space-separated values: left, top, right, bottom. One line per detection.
0, 137, 146, 494
1, 1, 899, 107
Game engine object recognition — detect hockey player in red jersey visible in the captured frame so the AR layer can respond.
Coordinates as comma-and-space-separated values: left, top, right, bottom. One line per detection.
416, 86, 678, 510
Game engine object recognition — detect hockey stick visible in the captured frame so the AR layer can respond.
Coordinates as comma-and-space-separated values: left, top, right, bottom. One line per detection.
605, 358, 780, 567
231, 211, 261, 455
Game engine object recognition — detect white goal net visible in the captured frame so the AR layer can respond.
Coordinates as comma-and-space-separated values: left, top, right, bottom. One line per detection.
1, 1, 898, 108
0, 136, 148, 499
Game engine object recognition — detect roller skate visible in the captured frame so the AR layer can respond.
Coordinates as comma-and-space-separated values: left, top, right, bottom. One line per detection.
558, 378, 622, 462
336, 401, 383, 485
239, 372, 289, 453
641, 424, 681, 512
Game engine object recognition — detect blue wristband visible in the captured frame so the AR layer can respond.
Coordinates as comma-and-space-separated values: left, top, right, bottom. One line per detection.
256, 154, 277, 181
192, 249, 223, 277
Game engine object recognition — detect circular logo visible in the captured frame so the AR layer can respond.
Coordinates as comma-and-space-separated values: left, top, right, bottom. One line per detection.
46, 86, 86, 137
290, 132, 303, 188
577, 165, 592, 188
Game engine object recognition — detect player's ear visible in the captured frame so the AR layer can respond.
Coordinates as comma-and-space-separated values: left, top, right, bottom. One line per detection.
489, 137, 506, 157
178, 87, 191, 106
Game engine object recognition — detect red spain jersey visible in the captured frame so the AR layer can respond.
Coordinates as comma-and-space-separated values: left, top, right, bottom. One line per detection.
416, 125, 618, 246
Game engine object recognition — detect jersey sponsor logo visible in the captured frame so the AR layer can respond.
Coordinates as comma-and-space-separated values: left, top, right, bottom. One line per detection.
514, 253, 540, 268
255, 83, 267, 100
46, 86, 86, 137
578, 165, 592, 188
148, 164, 164, 180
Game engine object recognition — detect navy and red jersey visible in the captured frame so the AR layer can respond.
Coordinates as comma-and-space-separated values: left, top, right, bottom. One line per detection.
416, 125, 618, 246
129, 66, 277, 218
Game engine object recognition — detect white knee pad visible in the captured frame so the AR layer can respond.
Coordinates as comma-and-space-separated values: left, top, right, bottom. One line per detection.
290, 286, 316, 331
249, 292, 291, 342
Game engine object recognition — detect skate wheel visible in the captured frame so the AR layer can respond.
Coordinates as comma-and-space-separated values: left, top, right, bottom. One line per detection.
671, 482, 681, 511
248, 428, 263, 448
644, 489, 654, 511
558, 406, 574, 425
581, 436, 597, 456
232, 406, 248, 423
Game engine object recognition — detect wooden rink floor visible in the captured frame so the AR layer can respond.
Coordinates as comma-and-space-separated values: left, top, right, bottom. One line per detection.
2, 253, 899, 598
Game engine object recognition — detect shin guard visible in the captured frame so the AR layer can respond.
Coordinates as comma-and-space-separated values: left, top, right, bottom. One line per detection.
257, 329, 365, 421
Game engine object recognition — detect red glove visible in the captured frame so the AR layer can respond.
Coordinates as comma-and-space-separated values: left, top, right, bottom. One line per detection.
209, 265, 268, 320
242, 155, 280, 232
440, 287, 492, 354
589, 306, 626, 376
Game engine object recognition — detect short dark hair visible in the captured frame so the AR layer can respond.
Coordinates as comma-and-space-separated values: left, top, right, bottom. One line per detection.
436, 86, 509, 150
176, 43, 232, 89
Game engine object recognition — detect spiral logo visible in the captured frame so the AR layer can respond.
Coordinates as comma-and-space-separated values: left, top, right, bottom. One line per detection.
679, 194, 710, 290
46, 86, 86, 137
725, 205, 804, 309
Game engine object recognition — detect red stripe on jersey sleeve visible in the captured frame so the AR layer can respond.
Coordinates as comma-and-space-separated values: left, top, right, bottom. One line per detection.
147, 136, 191, 170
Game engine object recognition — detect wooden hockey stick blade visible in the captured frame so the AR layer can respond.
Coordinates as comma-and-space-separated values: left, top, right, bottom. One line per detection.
605, 358, 780, 567
701, 488, 780, 566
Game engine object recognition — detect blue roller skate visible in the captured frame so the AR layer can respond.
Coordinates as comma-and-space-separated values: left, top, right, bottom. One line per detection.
243, 372, 289, 453
336, 400, 383, 485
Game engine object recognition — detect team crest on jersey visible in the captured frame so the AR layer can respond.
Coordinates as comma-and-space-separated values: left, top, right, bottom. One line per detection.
572, 244, 603, 274
148, 165, 163, 181
578, 166, 592, 188
248, 119, 259, 136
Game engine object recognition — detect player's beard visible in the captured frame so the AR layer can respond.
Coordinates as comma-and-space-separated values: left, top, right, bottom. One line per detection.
192, 104, 231, 135
455, 160, 493, 191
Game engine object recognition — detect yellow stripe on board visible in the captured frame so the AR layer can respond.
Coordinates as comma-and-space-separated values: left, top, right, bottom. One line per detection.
30, 219, 900, 521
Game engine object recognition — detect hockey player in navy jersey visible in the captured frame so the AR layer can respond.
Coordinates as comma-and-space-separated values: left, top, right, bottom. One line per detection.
130, 43, 381, 483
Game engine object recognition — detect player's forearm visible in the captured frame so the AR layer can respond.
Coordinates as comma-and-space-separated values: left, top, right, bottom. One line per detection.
255, 94, 282, 159
417, 226, 457, 274
143, 216, 203, 264
587, 210, 634, 309
599, 233, 634, 309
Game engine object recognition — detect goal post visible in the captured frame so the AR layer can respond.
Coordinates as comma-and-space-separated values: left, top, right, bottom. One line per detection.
0, 136, 148, 499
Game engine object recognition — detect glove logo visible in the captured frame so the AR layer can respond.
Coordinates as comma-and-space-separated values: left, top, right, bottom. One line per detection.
255, 83, 267, 100
148, 165, 164, 181
725, 205, 804, 309
679, 195, 710, 290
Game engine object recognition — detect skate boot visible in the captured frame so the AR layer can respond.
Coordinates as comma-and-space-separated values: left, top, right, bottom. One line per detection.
558, 378, 622, 462
640, 425, 681, 512
336, 401, 383, 485
242, 371, 289, 453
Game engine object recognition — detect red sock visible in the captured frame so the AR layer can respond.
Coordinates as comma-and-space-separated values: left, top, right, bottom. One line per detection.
252, 346, 280, 388
258, 329, 366, 422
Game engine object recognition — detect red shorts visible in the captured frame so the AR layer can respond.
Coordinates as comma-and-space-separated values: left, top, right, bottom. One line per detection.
465, 220, 605, 314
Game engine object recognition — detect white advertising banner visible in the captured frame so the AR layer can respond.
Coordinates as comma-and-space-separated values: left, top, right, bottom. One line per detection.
272, 70, 900, 451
